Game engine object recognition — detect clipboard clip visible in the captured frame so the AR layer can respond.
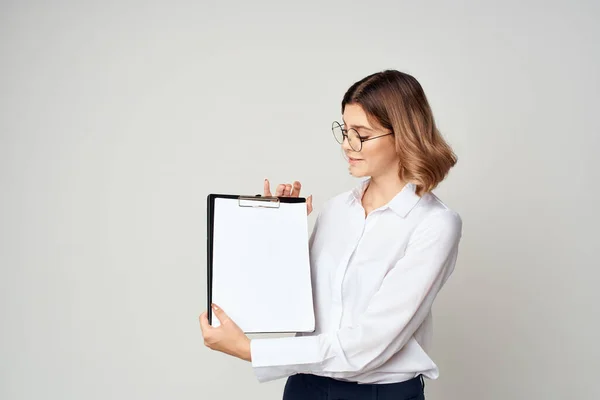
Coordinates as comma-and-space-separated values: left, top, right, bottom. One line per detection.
238, 195, 281, 209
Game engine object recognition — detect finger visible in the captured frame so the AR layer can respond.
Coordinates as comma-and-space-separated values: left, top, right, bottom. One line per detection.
263, 179, 272, 197
199, 311, 211, 333
275, 184, 285, 197
212, 303, 230, 325
284, 184, 292, 196
291, 181, 301, 197
307, 195, 313, 215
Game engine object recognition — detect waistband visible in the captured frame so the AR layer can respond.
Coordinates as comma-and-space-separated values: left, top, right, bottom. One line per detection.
297, 373, 424, 398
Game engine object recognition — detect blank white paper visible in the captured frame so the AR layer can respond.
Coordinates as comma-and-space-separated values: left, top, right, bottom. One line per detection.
211, 197, 315, 333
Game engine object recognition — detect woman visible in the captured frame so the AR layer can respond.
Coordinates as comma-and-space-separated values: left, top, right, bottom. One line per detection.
200, 69, 462, 400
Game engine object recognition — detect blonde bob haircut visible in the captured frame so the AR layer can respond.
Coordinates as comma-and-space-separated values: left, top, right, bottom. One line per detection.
342, 70, 457, 196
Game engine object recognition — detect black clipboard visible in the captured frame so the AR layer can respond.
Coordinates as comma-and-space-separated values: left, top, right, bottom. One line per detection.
206, 194, 313, 333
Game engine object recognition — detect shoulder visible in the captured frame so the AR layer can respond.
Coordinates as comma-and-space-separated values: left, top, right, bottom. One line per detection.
411, 192, 463, 241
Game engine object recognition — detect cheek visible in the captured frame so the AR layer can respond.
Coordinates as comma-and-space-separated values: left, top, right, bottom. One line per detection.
364, 142, 398, 166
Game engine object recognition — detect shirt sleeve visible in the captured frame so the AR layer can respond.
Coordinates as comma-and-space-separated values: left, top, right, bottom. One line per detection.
250, 209, 463, 383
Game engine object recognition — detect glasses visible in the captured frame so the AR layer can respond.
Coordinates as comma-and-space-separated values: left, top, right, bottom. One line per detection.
331, 121, 394, 152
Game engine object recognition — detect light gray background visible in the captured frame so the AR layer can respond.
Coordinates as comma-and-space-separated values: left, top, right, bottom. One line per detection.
1, 1, 599, 399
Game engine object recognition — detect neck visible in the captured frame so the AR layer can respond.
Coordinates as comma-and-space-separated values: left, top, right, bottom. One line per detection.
362, 171, 407, 210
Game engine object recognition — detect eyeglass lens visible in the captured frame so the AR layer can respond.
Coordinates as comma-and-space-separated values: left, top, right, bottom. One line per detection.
332, 121, 362, 151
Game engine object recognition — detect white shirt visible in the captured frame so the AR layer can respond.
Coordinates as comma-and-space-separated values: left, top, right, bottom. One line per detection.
250, 179, 463, 384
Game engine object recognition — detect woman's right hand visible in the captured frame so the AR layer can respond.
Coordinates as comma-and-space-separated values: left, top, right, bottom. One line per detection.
263, 179, 313, 216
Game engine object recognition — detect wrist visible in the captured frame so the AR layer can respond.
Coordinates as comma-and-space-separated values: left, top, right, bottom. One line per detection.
239, 337, 252, 362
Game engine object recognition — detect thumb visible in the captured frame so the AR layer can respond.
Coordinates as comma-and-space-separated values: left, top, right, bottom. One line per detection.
212, 303, 230, 324
307, 195, 313, 216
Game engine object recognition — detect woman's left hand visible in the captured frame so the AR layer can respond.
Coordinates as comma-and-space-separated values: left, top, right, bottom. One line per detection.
199, 304, 252, 362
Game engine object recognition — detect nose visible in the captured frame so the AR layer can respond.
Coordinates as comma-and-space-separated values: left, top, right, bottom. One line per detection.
341, 135, 352, 152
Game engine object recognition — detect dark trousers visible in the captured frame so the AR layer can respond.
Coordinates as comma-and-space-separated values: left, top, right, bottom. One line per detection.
282, 373, 425, 400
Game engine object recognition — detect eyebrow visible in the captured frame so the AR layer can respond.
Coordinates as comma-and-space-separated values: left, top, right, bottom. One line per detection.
341, 120, 374, 132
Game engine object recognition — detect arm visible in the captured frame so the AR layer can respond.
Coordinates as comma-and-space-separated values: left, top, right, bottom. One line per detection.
250, 210, 462, 382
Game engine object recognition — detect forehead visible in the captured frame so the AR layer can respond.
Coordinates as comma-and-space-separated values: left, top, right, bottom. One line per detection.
342, 103, 382, 130
342, 104, 370, 126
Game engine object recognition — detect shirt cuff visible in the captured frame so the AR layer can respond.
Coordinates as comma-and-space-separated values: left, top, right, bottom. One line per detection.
252, 365, 296, 383
251, 335, 323, 367
249, 335, 328, 382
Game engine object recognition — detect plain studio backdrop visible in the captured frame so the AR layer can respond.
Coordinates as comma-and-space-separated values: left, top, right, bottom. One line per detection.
1, 1, 599, 399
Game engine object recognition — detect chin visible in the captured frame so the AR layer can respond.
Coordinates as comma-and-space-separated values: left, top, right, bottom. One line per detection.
348, 165, 369, 177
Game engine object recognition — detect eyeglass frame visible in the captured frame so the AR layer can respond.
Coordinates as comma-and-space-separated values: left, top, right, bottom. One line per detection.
331, 120, 394, 152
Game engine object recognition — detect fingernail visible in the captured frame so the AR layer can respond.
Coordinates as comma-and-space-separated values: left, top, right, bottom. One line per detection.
212, 303, 219, 311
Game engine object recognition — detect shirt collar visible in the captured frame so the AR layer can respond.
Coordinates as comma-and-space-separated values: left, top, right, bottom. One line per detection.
348, 178, 421, 218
